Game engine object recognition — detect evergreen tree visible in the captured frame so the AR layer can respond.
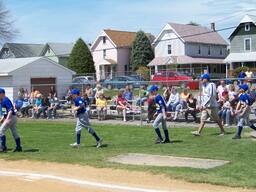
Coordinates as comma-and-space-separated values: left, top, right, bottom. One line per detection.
130, 30, 154, 72
67, 38, 95, 74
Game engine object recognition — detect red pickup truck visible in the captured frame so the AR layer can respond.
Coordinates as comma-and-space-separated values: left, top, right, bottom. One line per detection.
152, 71, 199, 89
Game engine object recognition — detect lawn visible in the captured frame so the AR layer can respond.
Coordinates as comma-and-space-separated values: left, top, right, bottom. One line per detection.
2, 121, 256, 189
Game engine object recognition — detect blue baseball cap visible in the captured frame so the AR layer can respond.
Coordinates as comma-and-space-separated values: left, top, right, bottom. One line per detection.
200, 73, 210, 80
238, 84, 248, 91
70, 88, 80, 95
148, 85, 158, 92
0, 88, 5, 94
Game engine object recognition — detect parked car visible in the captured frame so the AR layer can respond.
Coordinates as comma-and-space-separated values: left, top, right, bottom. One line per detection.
72, 76, 96, 91
130, 74, 146, 81
103, 76, 147, 90
73, 76, 96, 82
152, 71, 199, 89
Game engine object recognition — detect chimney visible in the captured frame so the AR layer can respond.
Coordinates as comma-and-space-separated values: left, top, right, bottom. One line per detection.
211, 23, 215, 31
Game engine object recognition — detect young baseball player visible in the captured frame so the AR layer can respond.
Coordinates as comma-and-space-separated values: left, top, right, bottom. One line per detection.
0, 88, 22, 152
233, 84, 256, 139
148, 85, 170, 144
69, 88, 103, 148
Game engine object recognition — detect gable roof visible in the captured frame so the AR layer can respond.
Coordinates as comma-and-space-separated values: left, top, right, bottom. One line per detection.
0, 43, 44, 58
154, 23, 227, 45
0, 57, 75, 75
228, 14, 256, 39
41, 43, 74, 57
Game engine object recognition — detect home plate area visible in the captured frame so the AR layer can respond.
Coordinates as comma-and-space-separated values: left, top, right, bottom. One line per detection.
108, 153, 230, 169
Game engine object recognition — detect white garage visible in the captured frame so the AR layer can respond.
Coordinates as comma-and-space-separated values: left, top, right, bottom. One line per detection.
0, 57, 75, 102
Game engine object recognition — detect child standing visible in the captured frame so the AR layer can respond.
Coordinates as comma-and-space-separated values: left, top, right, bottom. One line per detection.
0, 88, 22, 152
148, 85, 170, 144
233, 84, 256, 139
69, 88, 103, 148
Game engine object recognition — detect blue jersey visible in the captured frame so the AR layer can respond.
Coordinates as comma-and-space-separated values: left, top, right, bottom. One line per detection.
155, 94, 167, 114
1, 97, 16, 118
74, 97, 86, 115
239, 93, 251, 109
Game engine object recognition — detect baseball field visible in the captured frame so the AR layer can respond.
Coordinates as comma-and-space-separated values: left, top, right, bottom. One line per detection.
1, 120, 256, 191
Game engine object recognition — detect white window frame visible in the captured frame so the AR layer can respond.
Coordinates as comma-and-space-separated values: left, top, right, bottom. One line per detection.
198, 44, 202, 55
244, 38, 251, 51
245, 23, 250, 31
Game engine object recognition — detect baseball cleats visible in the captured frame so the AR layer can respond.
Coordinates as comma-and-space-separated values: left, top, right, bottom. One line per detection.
0, 146, 7, 153
12, 147, 22, 152
232, 134, 241, 139
96, 139, 103, 148
70, 143, 80, 148
191, 131, 200, 136
154, 137, 163, 144
162, 139, 171, 143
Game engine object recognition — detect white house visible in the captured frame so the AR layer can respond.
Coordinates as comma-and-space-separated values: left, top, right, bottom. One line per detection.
0, 57, 75, 102
148, 23, 228, 77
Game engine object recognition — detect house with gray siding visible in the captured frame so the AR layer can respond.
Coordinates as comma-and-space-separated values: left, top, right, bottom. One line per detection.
148, 23, 228, 77
0, 43, 44, 59
224, 15, 256, 69
40, 43, 74, 67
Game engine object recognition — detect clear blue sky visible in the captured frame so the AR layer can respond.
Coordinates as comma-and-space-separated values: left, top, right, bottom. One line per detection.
4, 0, 256, 44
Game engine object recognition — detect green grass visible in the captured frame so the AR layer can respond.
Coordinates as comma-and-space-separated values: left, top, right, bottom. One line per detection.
2, 121, 256, 189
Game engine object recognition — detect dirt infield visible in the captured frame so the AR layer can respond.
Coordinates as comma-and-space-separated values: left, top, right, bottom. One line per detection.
0, 159, 255, 192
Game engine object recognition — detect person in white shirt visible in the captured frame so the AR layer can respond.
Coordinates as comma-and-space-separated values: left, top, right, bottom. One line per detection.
166, 88, 180, 120
191, 74, 226, 136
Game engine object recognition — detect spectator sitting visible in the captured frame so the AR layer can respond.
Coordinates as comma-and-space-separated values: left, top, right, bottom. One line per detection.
83, 93, 91, 117
49, 86, 57, 97
179, 88, 189, 112
96, 93, 107, 121
116, 92, 131, 122
184, 93, 198, 123
13, 95, 23, 113
163, 85, 172, 102
249, 86, 256, 104
136, 84, 149, 106
18, 87, 25, 99
218, 95, 231, 127
85, 84, 94, 104
166, 87, 180, 120
123, 85, 133, 105
65, 85, 73, 103
94, 84, 104, 99
35, 94, 50, 119
20, 97, 30, 117
47, 93, 60, 119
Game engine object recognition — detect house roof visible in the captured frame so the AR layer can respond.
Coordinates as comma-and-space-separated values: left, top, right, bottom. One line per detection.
154, 23, 227, 45
228, 14, 256, 39
41, 43, 74, 57
1, 43, 44, 58
148, 56, 224, 66
224, 52, 256, 63
0, 57, 75, 75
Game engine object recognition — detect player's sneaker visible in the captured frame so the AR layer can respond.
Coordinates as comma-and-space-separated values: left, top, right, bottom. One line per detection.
162, 139, 171, 143
232, 134, 241, 139
219, 131, 228, 136
70, 143, 80, 148
154, 137, 163, 144
96, 139, 103, 148
0, 146, 7, 153
12, 147, 22, 152
191, 131, 200, 136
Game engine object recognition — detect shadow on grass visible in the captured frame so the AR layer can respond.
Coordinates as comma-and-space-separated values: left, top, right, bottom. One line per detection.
170, 140, 183, 143
23, 149, 40, 152
210, 131, 236, 136
90, 144, 108, 148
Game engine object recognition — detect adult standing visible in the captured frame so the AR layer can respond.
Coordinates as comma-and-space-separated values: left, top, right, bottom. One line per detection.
238, 70, 246, 84
69, 88, 103, 148
191, 74, 226, 136
0, 88, 22, 152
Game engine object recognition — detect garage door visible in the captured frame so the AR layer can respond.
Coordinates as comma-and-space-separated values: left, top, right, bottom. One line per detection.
31, 78, 56, 96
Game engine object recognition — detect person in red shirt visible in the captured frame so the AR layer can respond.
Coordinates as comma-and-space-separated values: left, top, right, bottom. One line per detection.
116, 92, 131, 122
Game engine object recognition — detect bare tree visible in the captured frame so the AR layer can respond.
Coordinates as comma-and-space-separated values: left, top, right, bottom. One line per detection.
0, 1, 18, 42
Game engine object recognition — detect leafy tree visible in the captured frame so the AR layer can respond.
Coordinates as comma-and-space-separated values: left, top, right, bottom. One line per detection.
130, 30, 154, 72
0, 1, 19, 42
67, 38, 95, 74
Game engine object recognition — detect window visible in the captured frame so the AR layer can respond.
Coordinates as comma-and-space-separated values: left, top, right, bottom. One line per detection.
244, 38, 251, 51
198, 44, 202, 55
167, 45, 172, 54
47, 47, 51, 53
220, 46, 223, 56
245, 23, 250, 31
103, 49, 106, 58
208, 45, 211, 55
103, 36, 106, 44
